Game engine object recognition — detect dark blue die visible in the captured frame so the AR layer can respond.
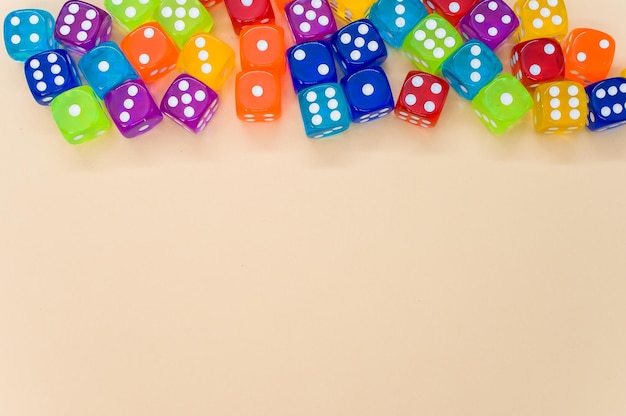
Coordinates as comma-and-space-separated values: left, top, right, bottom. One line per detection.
341, 66, 394, 123
585, 77, 626, 132
368, 0, 428, 48
441, 39, 502, 100
4, 9, 57, 62
287, 40, 337, 94
331, 19, 387, 75
25, 49, 81, 105
79, 41, 138, 99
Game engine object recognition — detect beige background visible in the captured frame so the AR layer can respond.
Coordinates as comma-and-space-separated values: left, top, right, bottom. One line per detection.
2, 1, 626, 415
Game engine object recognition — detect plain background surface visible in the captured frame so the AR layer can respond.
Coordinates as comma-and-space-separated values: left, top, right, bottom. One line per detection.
2, 1, 626, 415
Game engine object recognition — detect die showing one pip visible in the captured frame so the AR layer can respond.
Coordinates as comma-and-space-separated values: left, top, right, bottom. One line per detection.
240, 25, 285, 74
330, 0, 376, 23
287, 40, 337, 93
25, 49, 81, 105
121, 22, 179, 83
513, 0, 568, 42
441, 39, 502, 100
510, 38, 564, 89
298, 83, 351, 138
51, 86, 111, 144
532, 81, 587, 134
235, 71, 281, 122
331, 19, 387, 74
423, 0, 480, 26
161, 74, 220, 134
177, 33, 236, 91
79, 41, 137, 99
285, 0, 337, 43
341, 66, 394, 123
458, 0, 518, 51
54, 1, 112, 54
368, 0, 428, 48
471, 74, 533, 135
225, 0, 274, 34
585, 77, 626, 132
4, 9, 57, 62
155, 0, 214, 48
103, 0, 159, 32
104, 79, 162, 138
394, 71, 449, 128
402, 14, 462, 74
563, 28, 614, 85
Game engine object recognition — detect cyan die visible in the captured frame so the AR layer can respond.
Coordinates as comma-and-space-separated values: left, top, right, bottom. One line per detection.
78, 41, 138, 99
4, 9, 57, 62
368, 0, 428, 48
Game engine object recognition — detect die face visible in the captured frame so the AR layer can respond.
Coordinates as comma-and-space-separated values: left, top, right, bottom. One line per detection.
298, 83, 351, 138
394, 71, 449, 128
331, 19, 387, 74
121, 23, 179, 83
533, 81, 586, 134
513, 0, 568, 42
50, 86, 111, 144
25, 49, 81, 105
287, 41, 337, 93
459, 0, 519, 51
441, 39, 502, 100
564, 29, 615, 85
79, 41, 138, 99
155, 0, 214, 48
104, 79, 163, 138
4, 9, 57, 62
368, 0, 428, 48
235, 71, 281, 122
104, 0, 160, 32
240, 25, 285, 74
585, 78, 626, 132
328, 0, 376, 23
510, 38, 564, 88
54, 1, 113, 54
341, 67, 394, 123
286, 0, 337, 43
177, 33, 236, 91
424, 0, 480, 26
161, 75, 219, 133
225, 0, 274, 34
402, 14, 462, 74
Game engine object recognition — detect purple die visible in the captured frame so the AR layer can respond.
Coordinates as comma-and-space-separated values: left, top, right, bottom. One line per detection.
285, 0, 337, 44
104, 79, 162, 138
458, 0, 518, 51
54, 1, 112, 54
160, 75, 220, 134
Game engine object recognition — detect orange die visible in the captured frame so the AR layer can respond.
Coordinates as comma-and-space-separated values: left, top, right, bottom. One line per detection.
177, 33, 236, 91
240, 25, 285, 74
564, 28, 615, 84
199, 0, 222, 7
121, 22, 179, 83
235, 70, 281, 122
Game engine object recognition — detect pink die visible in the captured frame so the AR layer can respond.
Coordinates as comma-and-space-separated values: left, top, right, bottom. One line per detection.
54, 1, 112, 54
161, 75, 220, 134
104, 80, 163, 139
285, 0, 337, 43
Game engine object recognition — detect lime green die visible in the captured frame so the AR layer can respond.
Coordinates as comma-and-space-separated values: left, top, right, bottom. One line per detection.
51, 86, 111, 144
402, 14, 463, 74
104, 0, 160, 32
155, 0, 214, 49
471, 74, 533, 135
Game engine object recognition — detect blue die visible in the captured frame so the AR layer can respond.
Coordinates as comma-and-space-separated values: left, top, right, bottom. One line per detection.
287, 40, 337, 94
341, 66, 394, 123
4, 9, 57, 62
298, 83, 351, 139
25, 49, 81, 105
585, 77, 626, 132
79, 41, 137, 99
331, 19, 387, 75
368, 0, 428, 48
441, 40, 502, 100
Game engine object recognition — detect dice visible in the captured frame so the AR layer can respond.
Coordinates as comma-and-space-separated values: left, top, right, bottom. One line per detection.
199, 0, 223, 6
423, 0, 480, 26
471, 74, 533, 135
402, 14, 462, 74
104, 0, 159, 32
297, 83, 351, 138
104, 79, 163, 138
287, 40, 337, 93
368, 0, 429, 48
121, 22, 179, 83
585, 77, 626, 132
25, 49, 81, 105
441, 39, 502, 100
224, 0, 274, 35
532, 81, 587, 134
563, 28, 615, 85
394, 71, 449, 128
161, 74, 220, 134
78, 41, 137, 99
4, 9, 57, 62
240, 25, 285, 74
458, 0, 518, 51
331, 19, 387, 74
177, 33, 236, 91
50, 86, 111, 144
54, 1, 113, 54
341, 66, 394, 123
155, 0, 214, 48
510, 38, 564, 89
329, 0, 376, 23
235, 71, 281, 122
285, 0, 337, 43
513, 0, 568, 42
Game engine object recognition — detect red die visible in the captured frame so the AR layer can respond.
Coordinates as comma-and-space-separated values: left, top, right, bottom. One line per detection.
224, 0, 275, 34
424, 0, 480, 26
395, 71, 449, 128
510, 38, 564, 89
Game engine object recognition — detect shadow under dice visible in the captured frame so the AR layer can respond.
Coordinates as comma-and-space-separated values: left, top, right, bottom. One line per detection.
104, 79, 163, 138
155, 0, 214, 49
54, 1, 112, 54
51, 86, 111, 144
341, 66, 394, 123
4, 9, 57, 62
285, 0, 336, 43
331, 19, 387, 74
161, 75, 220, 134
394, 71, 449, 128
25, 49, 81, 105
458, 0, 518, 51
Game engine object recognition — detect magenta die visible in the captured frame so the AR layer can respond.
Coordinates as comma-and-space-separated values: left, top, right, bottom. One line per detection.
104, 79, 163, 138
458, 0, 518, 51
54, 1, 112, 54
285, 0, 337, 44
160, 75, 220, 134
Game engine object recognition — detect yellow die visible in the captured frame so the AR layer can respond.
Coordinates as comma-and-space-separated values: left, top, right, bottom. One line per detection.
533, 81, 587, 134
177, 33, 235, 91
513, 0, 568, 42
329, 0, 376, 23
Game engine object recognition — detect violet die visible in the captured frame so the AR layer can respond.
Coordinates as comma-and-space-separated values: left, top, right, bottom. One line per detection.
285, 0, 337, 44
160, 75, 220, 134
54, 1, 112, 54
458, 0, 518, 51
104, 79, 162, 138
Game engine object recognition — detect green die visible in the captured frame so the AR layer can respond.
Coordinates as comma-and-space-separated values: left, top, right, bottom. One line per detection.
471, 74, 533, 135
155, 0, 214, 49
51, 86, 111, 144
402, 14, 462, 74
104, 0, 160, 32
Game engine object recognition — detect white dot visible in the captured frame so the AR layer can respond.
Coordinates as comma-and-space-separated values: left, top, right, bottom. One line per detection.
198, 50, 209, 61
367, 41, 379, 51
201, 63, 212, 73
175, 20, 185, 31
569, 97, 579, 107
532, 18, 543, 29
424, 39, 435, 50
570, 109, 580, 120
502, 15, 512, 24
433, 47, 444, 58
125, 7, 136, 18
395, 4, 405, 14
544, 44, 556, 55
528, 0, 539, 9
354, 37, 365, 48
435, 28, 446, 39
29, 59, 40, 69
195, 90, 206, 102
293, 4, 304, 15
318, 16, 329, 26
330, 110, 341, 121
85, 10, 97, 20
29, 33, 40, 43
552, 15, 562, 25
161, 6, 172, 17
577, 52, 586, 62
412, 76, 424, 87
309, 103, 320, 113
424, 101, 435, 112
69, 104, 81, 116
139, 54, 150, 64
184, 107, 195, 118
405, 94, 417, 106
252, 85, 264, 97
470, 45, 482, 56
431, 83, 442, 94
340, 33, 351, 44
306, 91, 317, 102
256, 39, 269, 51
396, 17, 406, 28
294, 49, 306, 60
98, 61, 110, 72
549, 86, 560, 97
317, 64, 329, 75
613, 104, 623, 114
414, 30, 426, 41
77, 31, 88, 41
305, 10, 316, 20
500, 92, 513, 105
59, 25, 71, 36
425, 19, 437, 30
529, 64, 541, 76
168, 96, 179, 107
181, 93, 192, 104
50, 64, 61, 74
325, 88, 336, 98
179, 80, 189, 91
68, 4, 80, 14
195, 37, 206, 48
620, 84, 626, 94
358, 24, 369, 35
470, 72, 481, 82
36, 81, 47, 91
550, 98, 560, 108
488, 1, 498, 10
32, 70, 43, 80
362, 83, 374, 96
128, 86, 138, 96
487, 27, 498, 37
601, 106, 611, 117
327, 99, 338, 109
600, 39, 610, 49
10, 16, 20, 26
608, 86, 618, 96
449, 2, 460, 13
470, 58, 481, 69
311, 115, 322, 125
120, 111, 131, 122
444, 37, 456, 48
474, 14, 485, 23
175, 7, 186, 18
53, 75, 65, 86
123, 99, 134, 109
350, 50, 361, 60
596, 89, 606, 99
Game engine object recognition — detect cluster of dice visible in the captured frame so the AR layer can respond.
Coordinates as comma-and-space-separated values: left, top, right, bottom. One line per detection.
3, 0, 626, 144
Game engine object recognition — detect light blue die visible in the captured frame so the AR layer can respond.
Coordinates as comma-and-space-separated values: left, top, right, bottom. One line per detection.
78, 41, 138, 99
4, 9, 57, 62
298, 83, 351, 139
368, 0, 428, 48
